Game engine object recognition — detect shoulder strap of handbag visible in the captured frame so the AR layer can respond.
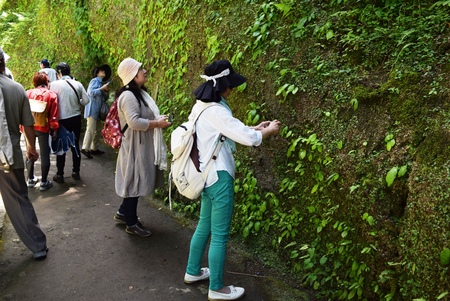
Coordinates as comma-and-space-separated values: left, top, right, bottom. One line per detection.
64, 79, 80, 100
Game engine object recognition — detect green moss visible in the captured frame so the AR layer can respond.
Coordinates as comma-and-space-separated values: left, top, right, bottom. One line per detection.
415, 129, 450, 166
3, 1, 450, 299
399, 164, 450, 298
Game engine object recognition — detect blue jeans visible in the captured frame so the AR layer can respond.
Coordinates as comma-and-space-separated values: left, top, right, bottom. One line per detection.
186, 171, 234, 290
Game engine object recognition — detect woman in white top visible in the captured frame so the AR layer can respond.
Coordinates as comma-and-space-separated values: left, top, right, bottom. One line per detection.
183, 60, 281, 301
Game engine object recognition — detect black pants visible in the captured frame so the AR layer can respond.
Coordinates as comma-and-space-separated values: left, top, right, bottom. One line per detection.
118, 197, 139, 227
56, 115, 82, 175
27, 130, 51, 182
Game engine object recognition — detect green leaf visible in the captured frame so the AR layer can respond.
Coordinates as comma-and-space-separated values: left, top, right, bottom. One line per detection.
350, 185, 359, 193
386, 166, 398, 187
326, 29, 334, 40
254, 221, 261, 232
361, 247, 371, 254
313, 281, 320, 290
384, 134, 394, 142
243, 226, 250, 238
386, 139, 395, 151
276, 84, 289, 96
398, 165, 407, 177
440, 248, 450, 265
274, 3, 291, 17
299, 149, 307, 159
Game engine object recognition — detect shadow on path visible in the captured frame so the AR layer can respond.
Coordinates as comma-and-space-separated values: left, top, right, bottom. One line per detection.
0, 139, 314, 301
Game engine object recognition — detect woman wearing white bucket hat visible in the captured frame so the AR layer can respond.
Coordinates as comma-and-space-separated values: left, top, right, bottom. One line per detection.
113, 57, 172, 237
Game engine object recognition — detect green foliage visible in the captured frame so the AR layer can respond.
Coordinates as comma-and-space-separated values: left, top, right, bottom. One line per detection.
440, 248, 450, 265
3, 0, 450, 300
384, 134, 395, 152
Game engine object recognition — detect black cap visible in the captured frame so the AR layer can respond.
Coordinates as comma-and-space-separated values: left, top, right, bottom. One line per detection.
40, 59, 50, 68
193, 60, 246, 102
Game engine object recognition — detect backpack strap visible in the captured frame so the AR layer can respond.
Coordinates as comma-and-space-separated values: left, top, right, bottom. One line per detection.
193, 104, 225, 178
37, 90, 47, 96
191, 103, 220, 124
201, 135, 225, 181
122, 124, 129, 134
116, 97, 129, 134
33, 89, 49, 99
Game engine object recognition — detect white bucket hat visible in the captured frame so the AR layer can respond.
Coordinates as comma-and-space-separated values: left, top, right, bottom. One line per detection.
118, 58, 142, 86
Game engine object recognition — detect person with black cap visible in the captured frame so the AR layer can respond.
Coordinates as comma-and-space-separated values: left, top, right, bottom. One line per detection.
183, 60, 281, 300
81, 64, 111, 158
39, 59, 57, 82
49, 62, 89, 183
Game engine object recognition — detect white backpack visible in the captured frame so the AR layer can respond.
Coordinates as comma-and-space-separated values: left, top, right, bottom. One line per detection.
169, 102, 224, 209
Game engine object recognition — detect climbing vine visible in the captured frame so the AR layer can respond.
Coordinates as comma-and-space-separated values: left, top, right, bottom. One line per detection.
2, 0, 450, 299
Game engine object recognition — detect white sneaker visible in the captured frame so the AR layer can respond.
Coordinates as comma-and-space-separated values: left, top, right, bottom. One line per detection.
208, 285, 245, 301
184, 267, 210, 284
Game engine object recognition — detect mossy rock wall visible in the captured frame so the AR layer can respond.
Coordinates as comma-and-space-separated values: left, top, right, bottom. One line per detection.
2, 0, 450, 299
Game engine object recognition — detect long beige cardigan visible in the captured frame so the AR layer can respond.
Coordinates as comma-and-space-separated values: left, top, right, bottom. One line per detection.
115, 90, 165, 198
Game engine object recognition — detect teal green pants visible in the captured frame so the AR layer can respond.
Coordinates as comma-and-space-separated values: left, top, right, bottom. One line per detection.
186, 171, 234, 290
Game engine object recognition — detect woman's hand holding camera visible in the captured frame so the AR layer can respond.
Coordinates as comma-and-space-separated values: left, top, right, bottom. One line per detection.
259, 119, 281, 139
148, 116, 172, 130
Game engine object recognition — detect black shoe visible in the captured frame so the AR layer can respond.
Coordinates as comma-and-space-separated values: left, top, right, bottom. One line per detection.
28, 177, 38, 188
91, 149, 105, 155
33, 247, 49, 260
81, 149, 93, 159
114, 213, 127, 224
39, 180, 53, 191
71, 172, 81, 180
125, 224, 152, 237
53, 174, 64, 183
114, 213, 143, 225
